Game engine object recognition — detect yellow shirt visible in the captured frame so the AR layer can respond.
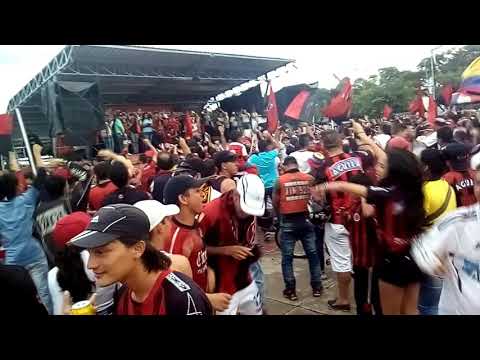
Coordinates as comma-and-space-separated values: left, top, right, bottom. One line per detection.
423, 179, 457, 225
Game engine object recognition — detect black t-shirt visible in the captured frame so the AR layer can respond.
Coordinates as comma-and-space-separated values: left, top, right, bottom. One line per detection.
115, 271, 213, 315
151, 171, 173, 203
0, 264, 48, 315
102, 186, 150, 206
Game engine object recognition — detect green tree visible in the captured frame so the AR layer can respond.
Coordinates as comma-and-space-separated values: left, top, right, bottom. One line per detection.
417, 45, 480, 90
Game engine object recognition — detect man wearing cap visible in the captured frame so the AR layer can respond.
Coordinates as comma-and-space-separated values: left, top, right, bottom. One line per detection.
162, 176, 210, 291
49, 212, 118, 315
443, 143, 477, 207
273, 156, 322, 301
134, 199, 232, 312
198, 174, 265, 315
68, 204, 213, 315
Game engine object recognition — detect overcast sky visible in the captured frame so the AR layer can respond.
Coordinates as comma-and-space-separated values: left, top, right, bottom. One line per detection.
0, 45, 463, 112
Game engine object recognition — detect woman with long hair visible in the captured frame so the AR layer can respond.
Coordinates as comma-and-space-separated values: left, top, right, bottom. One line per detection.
312, 121, 426, 314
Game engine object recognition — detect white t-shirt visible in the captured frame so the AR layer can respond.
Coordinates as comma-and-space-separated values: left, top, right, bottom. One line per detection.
411, 203, 480, 315
374, 134, 391, 150
48, 250, 117, 315
290, 150, 315, 173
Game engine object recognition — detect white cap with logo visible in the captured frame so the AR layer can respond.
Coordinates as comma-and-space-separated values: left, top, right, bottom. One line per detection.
236, 174, 265, 217
134, 200, 180, 231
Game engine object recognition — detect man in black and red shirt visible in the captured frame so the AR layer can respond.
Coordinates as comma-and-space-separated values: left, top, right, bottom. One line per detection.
68, 204, 212, 315
199, 174, 265, 315
347, 174, 381, 315
442, 143, 477, 207
321, 130, 364, 311
161, 175, 232, 312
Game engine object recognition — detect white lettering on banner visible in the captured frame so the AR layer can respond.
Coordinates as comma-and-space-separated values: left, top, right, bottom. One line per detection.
36, 205, 69, 237
329, 157, 362, 179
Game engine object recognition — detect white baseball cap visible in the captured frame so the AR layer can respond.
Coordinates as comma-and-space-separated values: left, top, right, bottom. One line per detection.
134, 200, 180, 231
236, 174, 265, 217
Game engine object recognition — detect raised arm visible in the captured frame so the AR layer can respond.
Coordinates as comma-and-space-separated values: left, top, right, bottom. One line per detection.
351, 120, 387, 164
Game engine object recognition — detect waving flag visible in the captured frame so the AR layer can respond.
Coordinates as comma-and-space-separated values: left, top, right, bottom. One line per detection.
383, 104, 393, 119
284, 90, 311, 120
265, 81, 279, 133
408, 94, 425, 117
322, 78, 352, 118
459, 56, 480, 95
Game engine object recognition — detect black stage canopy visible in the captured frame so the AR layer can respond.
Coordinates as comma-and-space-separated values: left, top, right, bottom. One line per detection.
7, 45, 293, 139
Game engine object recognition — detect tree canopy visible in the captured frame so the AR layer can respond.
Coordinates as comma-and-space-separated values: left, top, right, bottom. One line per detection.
334, 45, 480, 118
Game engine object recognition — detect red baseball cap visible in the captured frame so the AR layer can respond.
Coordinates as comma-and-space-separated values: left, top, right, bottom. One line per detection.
52, 212, 92, 250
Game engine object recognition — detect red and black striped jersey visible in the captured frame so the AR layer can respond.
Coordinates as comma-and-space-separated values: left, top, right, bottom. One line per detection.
366, 186, 411, 254
324, 152, 364, 225
346, 198, 378, 268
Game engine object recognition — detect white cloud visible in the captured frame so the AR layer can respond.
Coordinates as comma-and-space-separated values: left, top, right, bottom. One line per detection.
0, 45, 464, 113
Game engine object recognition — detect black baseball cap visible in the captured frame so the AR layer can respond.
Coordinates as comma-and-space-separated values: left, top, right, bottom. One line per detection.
213, 151, 237, 169
444, 143, 469, 171
163, 175, 208, 205
68, 204, 150, 249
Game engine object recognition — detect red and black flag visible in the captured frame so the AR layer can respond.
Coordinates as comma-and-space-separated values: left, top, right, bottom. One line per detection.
265, 81, 279, 133
284, 90, 311, 121
0, 113, 13, 156
322, 77, 352, 119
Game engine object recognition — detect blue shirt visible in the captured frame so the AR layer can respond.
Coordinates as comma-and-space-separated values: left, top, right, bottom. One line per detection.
0, 187, 46, 266
247, 150, 279, 189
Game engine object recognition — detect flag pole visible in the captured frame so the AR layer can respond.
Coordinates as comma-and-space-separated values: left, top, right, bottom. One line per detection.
14, 108, 37, 176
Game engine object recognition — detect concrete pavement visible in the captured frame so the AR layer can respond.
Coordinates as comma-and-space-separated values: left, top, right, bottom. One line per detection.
260, 240, 356, 315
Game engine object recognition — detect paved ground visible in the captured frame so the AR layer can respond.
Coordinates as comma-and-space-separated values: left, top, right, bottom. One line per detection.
260, 239, 356, 315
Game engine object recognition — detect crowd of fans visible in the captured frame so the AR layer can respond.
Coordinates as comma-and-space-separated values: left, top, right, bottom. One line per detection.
1, 103, 480, 315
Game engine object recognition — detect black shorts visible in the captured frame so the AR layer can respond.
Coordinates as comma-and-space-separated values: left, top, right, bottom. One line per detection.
376, 252, 423, 288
